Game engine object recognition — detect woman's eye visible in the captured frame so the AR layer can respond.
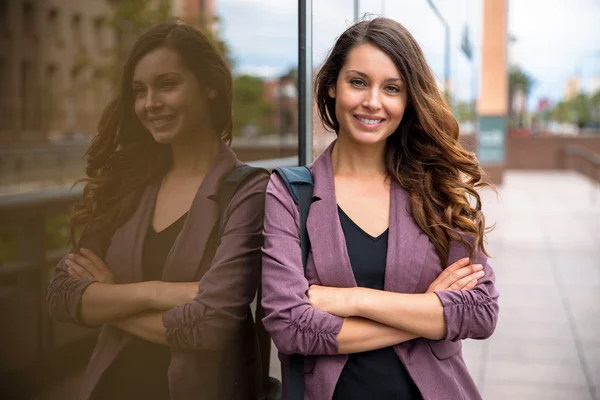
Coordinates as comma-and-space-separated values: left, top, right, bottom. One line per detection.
132, 87, 146, 97
160, 81, 176, 89
350, 79, 366, 87
386, 86, 400, 93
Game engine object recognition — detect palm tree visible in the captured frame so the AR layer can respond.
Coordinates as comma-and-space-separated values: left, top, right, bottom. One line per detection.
509, 65, 535, 127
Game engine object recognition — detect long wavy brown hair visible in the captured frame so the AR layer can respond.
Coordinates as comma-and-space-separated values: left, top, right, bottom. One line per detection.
69, 21, 233, 246
315, 17, 494, 266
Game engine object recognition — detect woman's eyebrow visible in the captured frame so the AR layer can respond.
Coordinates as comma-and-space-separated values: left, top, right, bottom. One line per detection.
345, 69, 402, 83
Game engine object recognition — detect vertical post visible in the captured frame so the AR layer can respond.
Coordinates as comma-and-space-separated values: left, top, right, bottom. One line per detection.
298, 0, 313, 165
425, 0, 451, 98
354, 0, 359, 21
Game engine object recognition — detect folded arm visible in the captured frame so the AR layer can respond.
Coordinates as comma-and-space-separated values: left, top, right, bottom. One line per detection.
327, 251, 499, 342
161, 172, 268, 350
262, 175, 416, 356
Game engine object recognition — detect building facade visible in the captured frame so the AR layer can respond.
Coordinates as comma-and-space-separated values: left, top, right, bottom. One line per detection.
0, 0, 115, 146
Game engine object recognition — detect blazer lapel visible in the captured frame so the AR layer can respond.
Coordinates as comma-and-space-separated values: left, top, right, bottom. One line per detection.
105, 183, 159, 284
307, 141, 357, 288
384, 179, 429, 294
162, 141, 237, 282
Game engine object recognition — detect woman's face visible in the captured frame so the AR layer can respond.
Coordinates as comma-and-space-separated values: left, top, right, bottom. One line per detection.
132, 47, 213, 145
330, 43, 408, 146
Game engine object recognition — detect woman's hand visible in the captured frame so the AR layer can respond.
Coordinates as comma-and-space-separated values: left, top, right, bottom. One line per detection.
307, 285, 357, 317
66, 248, 115, 284
426, 257, 485, 293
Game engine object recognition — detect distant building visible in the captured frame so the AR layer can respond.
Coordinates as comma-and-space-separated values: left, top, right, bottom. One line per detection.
0, 0, 115, 146
564, 77, 581, 101
172, 0, 215, 30
263, 69, 298, 137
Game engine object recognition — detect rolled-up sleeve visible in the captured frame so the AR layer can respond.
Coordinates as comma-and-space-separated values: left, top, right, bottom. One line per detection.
46, 230, 107, 326
261, 174, 344, 356
434, 242, 499, 342
162, 173, 269, 350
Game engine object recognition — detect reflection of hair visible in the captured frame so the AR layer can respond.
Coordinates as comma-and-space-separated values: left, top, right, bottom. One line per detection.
315, 17, 493, 265
69, 21, 232, 246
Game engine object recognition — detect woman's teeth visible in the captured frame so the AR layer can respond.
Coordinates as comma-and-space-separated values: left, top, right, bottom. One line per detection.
357, 117, 383, 125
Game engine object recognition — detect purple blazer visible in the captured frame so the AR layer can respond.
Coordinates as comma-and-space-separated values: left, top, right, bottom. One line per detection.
47, 141, 268, 400
261, 141, 499, 400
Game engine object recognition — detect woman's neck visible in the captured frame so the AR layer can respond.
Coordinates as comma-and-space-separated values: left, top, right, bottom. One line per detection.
331, 133, 388, 180
169, 133, 220, 177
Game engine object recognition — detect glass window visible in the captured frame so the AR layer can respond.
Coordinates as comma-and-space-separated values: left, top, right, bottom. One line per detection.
205, 0, 300, 164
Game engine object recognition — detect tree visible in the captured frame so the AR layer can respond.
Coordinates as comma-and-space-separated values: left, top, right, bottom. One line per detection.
232, 75, 275, 137
508, 65, 535, 127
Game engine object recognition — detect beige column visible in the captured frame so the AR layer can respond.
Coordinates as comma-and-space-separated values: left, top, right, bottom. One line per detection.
477, 0, 508, 184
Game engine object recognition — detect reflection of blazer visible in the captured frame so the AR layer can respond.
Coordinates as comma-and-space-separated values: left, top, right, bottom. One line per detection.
261, 141, 499, 400
47, 141, 269, 400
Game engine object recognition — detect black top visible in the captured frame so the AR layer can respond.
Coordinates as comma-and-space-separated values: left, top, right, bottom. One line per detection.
332, 206, 422, 400
91, 213, 188, 400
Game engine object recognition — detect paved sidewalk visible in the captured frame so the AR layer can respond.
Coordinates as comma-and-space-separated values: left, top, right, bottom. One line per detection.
461, 171, 600, 400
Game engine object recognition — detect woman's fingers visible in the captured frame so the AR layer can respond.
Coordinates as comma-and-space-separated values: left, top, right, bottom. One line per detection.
80, 248, 110, 273
69, 253, 104, 279
65, 259, 94, 280
461, 278, 479, 291
439, 263, 483, 289
450, 270, 485, 290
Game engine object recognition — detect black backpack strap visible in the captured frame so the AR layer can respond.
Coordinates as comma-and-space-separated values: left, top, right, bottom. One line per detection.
273, 166, 314, 400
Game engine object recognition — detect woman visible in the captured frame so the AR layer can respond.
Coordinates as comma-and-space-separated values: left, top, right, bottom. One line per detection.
47, 22, 268, 400
261, 18, 499, 400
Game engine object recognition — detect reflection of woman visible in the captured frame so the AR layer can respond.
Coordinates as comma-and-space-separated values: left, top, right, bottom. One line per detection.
261, 18, 499, 400
47, 22, 267, 400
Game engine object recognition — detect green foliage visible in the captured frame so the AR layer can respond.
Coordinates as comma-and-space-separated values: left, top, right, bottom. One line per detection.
509, 65, 536, 128
232, 75, 275, 136
549, 91, 600, 126
454, 100, 476, 122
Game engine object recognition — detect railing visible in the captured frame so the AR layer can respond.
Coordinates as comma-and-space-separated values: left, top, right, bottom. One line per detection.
0, 184, 98, 398
563, 144, 600, 201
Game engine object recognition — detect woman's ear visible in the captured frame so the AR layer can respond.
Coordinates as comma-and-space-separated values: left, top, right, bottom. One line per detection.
328, 86, 336, 99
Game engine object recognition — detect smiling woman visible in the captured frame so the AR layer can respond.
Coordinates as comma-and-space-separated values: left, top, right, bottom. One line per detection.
46, 21, 269, 400
261, 17, 499, 400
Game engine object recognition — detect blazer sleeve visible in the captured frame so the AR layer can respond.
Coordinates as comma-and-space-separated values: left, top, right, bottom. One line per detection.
434, 240, 500, 342
46, 227, 109, 326
260, 174, 344, 356
161, 172, 269, 350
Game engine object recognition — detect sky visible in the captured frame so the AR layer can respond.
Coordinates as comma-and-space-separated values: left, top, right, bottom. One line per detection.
216, 0, 600, 108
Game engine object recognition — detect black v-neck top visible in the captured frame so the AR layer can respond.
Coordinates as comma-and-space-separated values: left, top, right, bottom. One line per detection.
91, 212, 188, 400
332, 206, 422, 400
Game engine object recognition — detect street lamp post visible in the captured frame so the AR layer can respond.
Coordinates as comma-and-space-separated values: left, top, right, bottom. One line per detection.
425, 0, 450, 99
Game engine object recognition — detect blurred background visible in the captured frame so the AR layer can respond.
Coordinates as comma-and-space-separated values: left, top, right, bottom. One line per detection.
0, 0, 598, 399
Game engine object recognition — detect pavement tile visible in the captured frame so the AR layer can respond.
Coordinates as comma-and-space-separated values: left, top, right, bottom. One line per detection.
482, 383, 593, 400
483, 360, 588, 387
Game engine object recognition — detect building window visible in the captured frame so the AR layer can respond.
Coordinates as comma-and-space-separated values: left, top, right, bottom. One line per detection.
72, 14, 84, 51
22, 2, 34, 38
20, 61, 30, 129
0, 0, 9, 36
47, 8, 62, 46
0, 59, 6, 129
93, 16, 105, 51
45, 65, 58, 130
